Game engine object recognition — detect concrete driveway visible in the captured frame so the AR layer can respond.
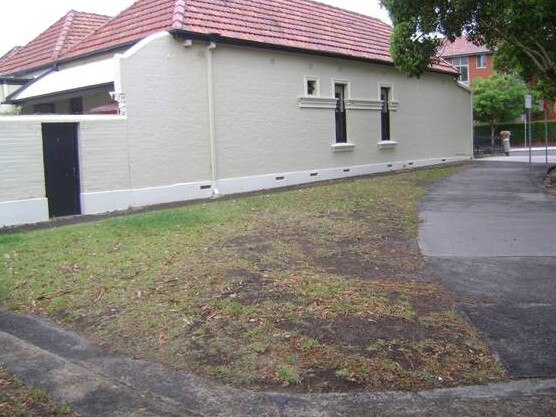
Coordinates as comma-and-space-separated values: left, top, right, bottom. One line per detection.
419, 160, 556, 377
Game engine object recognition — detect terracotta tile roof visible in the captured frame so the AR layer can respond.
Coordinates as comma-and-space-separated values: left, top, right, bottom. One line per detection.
63, 0, 456, 74
0, 11, 111, 76
0, 46, 23, 69
440, 36, 491, 58
63, 0, 174, 60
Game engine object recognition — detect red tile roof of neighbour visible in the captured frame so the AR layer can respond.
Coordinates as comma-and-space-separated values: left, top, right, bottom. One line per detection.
0, 46, 23, 68
440, 36, 491, 58
0, 11, 110, 76
63, 0, 456, 74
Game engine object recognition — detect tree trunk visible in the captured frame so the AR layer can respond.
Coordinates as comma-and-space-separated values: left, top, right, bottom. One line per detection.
490, 124, 495, 154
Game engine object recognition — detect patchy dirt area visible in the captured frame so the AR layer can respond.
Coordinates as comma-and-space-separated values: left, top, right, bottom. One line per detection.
0, 166, 506, 393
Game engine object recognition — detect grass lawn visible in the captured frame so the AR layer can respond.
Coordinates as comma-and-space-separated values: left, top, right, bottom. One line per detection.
0, 368, 77, 417
0, 167, 506, 392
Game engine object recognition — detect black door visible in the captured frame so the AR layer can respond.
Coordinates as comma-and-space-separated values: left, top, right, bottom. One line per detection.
335, 84, 347, 143
42, 123, 81, 218
381, 87, 391, 141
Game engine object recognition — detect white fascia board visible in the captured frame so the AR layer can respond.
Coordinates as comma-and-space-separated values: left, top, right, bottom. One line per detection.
11, 58, 117, 101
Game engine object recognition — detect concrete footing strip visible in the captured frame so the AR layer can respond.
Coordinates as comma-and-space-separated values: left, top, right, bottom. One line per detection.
0, 330, 201, 417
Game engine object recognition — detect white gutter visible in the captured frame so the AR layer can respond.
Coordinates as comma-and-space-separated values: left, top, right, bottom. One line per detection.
206, 41, 219, 197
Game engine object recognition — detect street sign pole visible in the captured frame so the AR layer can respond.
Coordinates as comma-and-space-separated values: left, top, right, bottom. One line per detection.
523, 114, 527, 148
525, 94, 533, 165
545, 107, 549, 164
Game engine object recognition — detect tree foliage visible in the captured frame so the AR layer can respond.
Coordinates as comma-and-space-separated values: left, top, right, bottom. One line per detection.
380, 0, 556, 91
472, 75, 528, 125
472, 74, 528, 147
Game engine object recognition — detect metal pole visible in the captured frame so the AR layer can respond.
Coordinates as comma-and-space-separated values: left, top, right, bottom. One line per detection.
524, 114, 527, 148
545, 107, 549, 164
529, 109, 532, 165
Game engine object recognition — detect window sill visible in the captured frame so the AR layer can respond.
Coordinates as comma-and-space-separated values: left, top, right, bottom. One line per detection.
377, 141, 399, 149
344, 99, 382, 111
298, 96, 337, 109
332, 143, 356, 152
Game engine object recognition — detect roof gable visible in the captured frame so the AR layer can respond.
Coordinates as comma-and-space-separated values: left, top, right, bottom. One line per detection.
63, 0, 455, 74
0, 11, 110, 76
440, 36, 491, 58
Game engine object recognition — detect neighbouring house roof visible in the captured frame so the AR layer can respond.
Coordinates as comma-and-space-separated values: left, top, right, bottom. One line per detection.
62, 0, 456, 75
0, 46, 23, 68
0, 11, 111, 76
440, 36, 491, 59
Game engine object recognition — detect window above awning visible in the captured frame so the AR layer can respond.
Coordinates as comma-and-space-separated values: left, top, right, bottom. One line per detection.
8, 58, 115, 103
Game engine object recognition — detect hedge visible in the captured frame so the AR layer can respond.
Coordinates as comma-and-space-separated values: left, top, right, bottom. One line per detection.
474, 120, 556, 144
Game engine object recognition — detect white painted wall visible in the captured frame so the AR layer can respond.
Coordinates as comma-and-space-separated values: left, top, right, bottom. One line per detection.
0, 120, 45, 201
118, 34, 212, 189
211, 44, 471, 179
0, 119, 48, 226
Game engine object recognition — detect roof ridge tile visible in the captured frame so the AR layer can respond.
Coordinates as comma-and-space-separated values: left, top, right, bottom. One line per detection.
172, 0, 187, 30
52, 11, 76, 61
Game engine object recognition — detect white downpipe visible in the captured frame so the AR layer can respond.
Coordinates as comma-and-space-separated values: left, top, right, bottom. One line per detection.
206, 41, 219, 197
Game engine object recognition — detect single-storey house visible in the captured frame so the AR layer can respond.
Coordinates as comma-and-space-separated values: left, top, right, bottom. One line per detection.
0, 0, 473, 227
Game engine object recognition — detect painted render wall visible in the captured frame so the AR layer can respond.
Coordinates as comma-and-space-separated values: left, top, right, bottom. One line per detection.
0, 119, 48, 225
211, 44, 472, 180
118, 34, 212, 190
118, 33, 471, 195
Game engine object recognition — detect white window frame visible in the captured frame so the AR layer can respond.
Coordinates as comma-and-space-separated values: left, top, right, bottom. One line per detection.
377, 83, 399, 111
476, 55, 487, 69
331, 78, 351, 99
452, 57, 469, 84
304, 76, 320, 97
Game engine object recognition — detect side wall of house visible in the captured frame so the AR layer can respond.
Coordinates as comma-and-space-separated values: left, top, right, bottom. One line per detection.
117, 34, 471, 199
210, 44, 471, 193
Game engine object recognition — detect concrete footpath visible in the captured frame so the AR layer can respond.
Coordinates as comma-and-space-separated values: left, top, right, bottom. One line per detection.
1, 160, 556, 416
1, 310, 556, 417
420, 161, 556, 378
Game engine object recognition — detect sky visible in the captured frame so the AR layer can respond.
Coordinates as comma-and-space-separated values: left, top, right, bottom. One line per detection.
0, 0, 392, 57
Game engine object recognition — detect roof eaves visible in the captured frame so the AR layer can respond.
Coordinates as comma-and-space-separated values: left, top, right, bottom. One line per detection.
170, 29, 457, 76
3, 68, 55, 103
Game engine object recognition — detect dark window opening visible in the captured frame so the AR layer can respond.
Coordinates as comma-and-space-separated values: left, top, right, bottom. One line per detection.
334, 83, 347, 143
70, 97, 84, 114
380, 87, 391, 142
307, 79, 317, 95
33, 103, 55, 114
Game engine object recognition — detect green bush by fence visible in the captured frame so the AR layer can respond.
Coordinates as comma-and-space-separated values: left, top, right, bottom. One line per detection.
474, 120, 556, 144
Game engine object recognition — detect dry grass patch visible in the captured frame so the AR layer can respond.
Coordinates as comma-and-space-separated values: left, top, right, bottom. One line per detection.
0, 167, 506, 392
0, 368, 77, 417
